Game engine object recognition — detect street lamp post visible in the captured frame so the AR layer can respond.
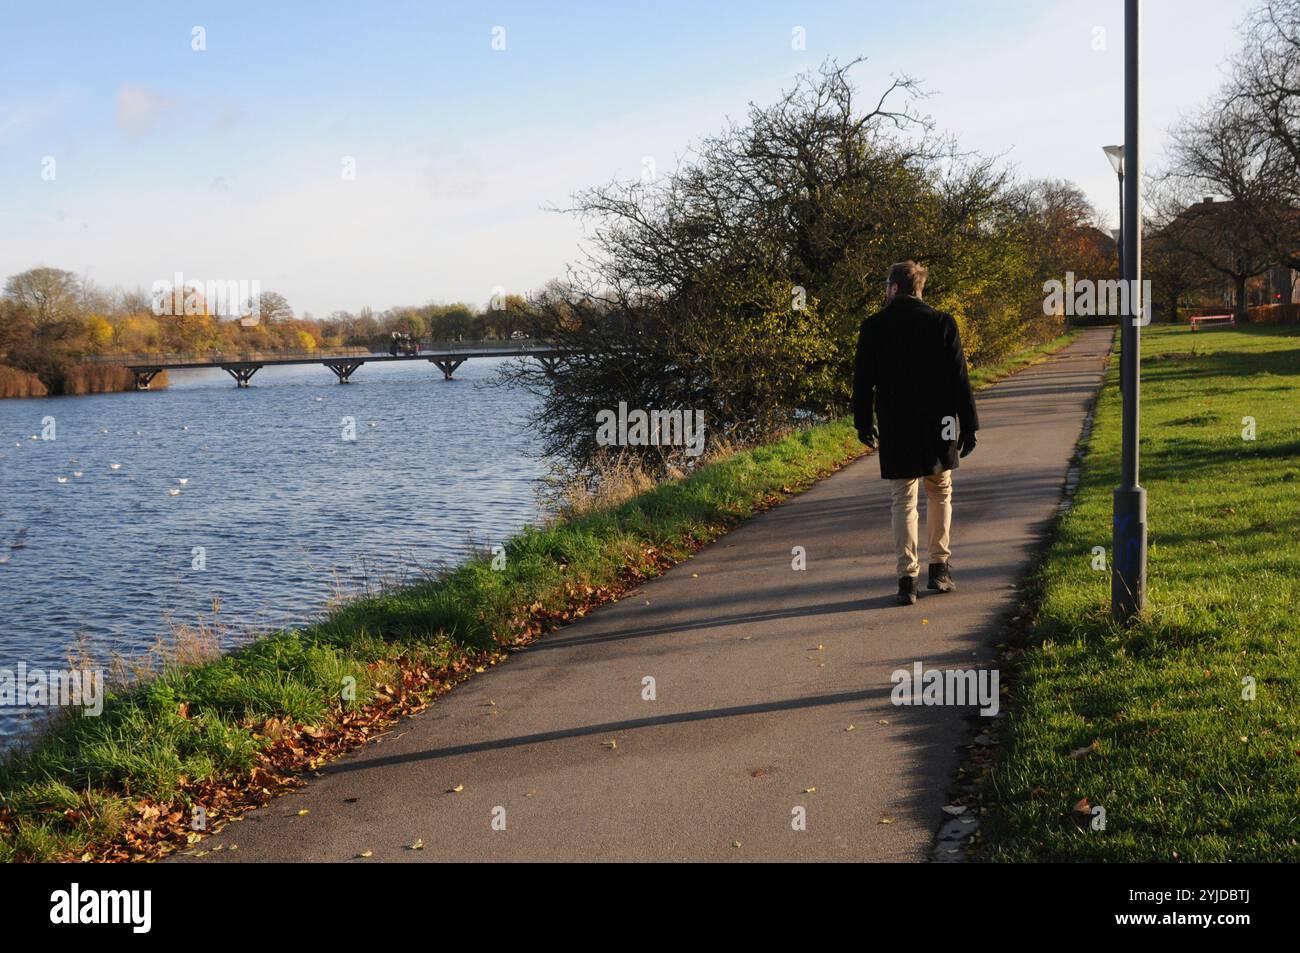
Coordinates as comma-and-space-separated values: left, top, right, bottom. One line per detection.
1103, 145, 1125, 277
1104, 146, 1125, 392
1112, 0, 1147, 622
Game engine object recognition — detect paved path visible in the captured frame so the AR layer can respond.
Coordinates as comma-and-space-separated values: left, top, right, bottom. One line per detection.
180, 329, 1113, 863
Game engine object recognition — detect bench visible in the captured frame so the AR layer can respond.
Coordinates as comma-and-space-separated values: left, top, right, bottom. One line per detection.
1189, 313, 1235, 331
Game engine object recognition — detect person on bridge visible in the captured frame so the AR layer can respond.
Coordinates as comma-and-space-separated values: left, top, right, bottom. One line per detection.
852, 261, 979, 606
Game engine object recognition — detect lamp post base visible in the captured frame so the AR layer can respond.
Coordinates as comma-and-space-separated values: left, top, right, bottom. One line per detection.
1111, 485, 1147, 621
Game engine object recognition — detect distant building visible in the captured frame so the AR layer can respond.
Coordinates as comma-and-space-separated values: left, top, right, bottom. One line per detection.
1162, 196, 1299, 309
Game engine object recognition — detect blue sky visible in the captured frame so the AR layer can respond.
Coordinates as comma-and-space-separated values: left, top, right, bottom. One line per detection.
0, 0, 1256, 316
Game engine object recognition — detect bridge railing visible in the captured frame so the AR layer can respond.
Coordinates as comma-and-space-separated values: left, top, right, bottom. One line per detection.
419, 338, 547, 352
82, 339, 548, 366
83, 346, 372, 366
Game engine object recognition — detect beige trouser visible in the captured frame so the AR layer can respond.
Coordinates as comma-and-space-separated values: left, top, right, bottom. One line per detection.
889, 470, 953, 578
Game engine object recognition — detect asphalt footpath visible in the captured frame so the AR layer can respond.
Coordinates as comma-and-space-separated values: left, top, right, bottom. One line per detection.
176, 328, 1114, 863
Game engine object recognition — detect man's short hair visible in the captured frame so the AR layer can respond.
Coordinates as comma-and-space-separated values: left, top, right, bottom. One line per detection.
888, 261, 928, 297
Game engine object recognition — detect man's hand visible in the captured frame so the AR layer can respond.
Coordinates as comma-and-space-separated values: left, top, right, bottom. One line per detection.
858, 427, 878, 449
958, 429, 977, 458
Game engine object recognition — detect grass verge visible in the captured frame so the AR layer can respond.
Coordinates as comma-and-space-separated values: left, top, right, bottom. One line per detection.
0, 329, 1079, 862
978, 324, 1300, 861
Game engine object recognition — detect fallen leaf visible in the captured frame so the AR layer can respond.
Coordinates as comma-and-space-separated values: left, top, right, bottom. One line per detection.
1069, 740, 1102, 759
408, 839, 424, 850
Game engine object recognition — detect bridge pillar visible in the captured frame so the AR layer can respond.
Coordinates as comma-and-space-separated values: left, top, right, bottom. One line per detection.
222, 364, 262, 387
430, 358, 466, 380
324, 360, 364, 384
132, 368, 161, 391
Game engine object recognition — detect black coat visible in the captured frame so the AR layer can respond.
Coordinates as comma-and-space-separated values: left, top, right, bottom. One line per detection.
852, 294, 979, 480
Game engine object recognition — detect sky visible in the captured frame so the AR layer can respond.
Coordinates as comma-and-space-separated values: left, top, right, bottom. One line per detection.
0, 0, 1258, 317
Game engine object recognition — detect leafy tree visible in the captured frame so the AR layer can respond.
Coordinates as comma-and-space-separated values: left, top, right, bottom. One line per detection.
503, 60, 1067, 476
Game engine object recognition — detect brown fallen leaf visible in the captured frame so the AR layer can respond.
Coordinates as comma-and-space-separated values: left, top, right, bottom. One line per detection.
1070, 739, 1102, 759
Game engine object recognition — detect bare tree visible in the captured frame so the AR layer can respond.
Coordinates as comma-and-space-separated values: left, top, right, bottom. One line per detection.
1231, 1, 1300, 269
2, 266, 81, 326
1154, 98, 1282, 320
255, 291, 294, 324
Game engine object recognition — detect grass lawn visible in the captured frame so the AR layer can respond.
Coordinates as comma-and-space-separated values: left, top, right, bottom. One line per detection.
0, 329, 1078, 862
981, 323, 1300, 862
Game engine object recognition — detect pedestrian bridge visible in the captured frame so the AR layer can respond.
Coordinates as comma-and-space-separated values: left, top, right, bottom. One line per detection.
87, 340, 560, 389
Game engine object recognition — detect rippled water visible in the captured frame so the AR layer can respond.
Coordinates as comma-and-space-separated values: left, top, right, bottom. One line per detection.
0, 357, 543, 742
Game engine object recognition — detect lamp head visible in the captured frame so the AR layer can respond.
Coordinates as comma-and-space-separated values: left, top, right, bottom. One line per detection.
1103, 144, 1125, 176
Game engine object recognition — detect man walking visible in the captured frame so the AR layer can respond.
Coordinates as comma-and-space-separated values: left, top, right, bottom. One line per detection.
852, 261, 979, 606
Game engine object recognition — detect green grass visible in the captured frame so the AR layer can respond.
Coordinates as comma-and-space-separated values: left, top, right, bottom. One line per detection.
0, 329, 1079, 862
981, 324, 1300, 862
967, 329, 1080, 388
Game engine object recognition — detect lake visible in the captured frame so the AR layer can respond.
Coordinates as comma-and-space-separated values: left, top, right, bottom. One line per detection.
0, 357, 543, 744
